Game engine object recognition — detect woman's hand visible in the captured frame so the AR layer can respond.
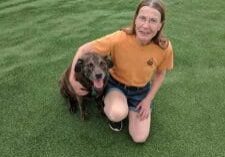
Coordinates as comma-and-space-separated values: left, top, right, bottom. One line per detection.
73, 80, 89, 96
136, 98, 152, 121
69, 74, 89, 96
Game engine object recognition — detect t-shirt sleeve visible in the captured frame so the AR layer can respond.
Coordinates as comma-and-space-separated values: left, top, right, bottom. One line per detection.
90, 31, 123, 56
158, 41, 174, 71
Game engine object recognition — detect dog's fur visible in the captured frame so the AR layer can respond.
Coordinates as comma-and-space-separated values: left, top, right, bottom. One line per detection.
59, 53, 112, 120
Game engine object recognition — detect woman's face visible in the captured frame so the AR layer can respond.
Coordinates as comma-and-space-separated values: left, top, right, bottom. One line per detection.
135, 6, 162, 45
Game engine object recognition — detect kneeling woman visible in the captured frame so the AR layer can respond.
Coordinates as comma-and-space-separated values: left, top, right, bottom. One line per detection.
69, 0, 174, 143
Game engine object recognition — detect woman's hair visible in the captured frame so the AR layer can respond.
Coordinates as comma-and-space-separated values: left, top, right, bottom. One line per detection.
122, 0, 168, 49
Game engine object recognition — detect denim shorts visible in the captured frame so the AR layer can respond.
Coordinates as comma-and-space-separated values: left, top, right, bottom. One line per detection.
105, 76, 153, 112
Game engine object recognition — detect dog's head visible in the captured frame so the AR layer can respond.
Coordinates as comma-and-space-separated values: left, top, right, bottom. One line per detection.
75, 53, 112, 93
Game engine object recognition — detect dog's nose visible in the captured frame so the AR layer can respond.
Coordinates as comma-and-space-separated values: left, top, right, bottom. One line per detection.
96, 73, 102, 79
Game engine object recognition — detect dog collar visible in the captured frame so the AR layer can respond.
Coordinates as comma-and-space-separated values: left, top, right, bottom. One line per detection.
91, 88, 97, 97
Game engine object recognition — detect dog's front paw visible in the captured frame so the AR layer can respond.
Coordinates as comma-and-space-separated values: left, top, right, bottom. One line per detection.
81, 111, 89, 120
69, 106, 77, 113
69, 98, 77, 113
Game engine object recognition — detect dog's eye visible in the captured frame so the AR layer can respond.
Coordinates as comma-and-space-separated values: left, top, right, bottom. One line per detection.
100, 61, 106, 67
88, 63, 94, 68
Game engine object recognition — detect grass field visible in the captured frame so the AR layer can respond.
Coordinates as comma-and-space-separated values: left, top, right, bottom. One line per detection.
1, 0, 225, 157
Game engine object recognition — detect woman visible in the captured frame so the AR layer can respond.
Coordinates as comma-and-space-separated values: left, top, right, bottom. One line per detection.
69, 0, 173, 143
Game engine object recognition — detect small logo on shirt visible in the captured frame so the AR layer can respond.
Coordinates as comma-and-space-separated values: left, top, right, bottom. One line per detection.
147, 58, 154, 66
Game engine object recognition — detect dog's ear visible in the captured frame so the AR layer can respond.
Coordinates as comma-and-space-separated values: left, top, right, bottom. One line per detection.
75, 59, 83, 73
104, 55, 113, 68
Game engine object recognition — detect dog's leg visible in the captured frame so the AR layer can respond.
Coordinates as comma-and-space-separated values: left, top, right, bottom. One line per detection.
76, 96, 86, 120
82, 99, 89, 120
95, 95, 105, 117
69, 97, 77, 113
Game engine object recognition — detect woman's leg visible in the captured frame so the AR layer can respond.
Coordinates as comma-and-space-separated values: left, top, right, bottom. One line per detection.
103, 89, 129, 122
128, 109, 152, 143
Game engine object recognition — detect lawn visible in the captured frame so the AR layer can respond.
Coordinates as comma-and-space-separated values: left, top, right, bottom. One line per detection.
0, 0, 225, 157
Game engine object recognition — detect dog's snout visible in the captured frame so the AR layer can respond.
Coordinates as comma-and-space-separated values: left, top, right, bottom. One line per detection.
96, 73, 102, 79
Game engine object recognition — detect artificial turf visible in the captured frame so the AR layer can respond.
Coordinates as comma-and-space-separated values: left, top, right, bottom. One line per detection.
0, 0, 225, 156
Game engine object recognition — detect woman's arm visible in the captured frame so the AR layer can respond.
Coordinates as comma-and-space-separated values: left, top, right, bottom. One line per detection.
146, 69, 166, 102
137, 70, 166, 120
69, 42, 94, 96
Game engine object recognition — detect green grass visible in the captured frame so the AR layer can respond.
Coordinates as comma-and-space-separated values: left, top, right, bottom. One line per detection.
1, 0, 225, 156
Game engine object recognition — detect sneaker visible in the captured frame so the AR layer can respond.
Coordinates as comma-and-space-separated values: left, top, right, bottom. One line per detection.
108, 120, 123, 132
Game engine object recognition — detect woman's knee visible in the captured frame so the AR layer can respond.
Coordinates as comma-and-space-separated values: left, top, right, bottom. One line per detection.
103, 90, 128, 122
104, 102, 128, 122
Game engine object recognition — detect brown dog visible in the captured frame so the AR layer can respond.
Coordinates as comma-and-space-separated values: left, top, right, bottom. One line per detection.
59, 53, 112, 120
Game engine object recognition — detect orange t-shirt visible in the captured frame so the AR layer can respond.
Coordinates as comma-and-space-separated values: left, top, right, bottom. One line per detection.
91, 30, 174, 87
